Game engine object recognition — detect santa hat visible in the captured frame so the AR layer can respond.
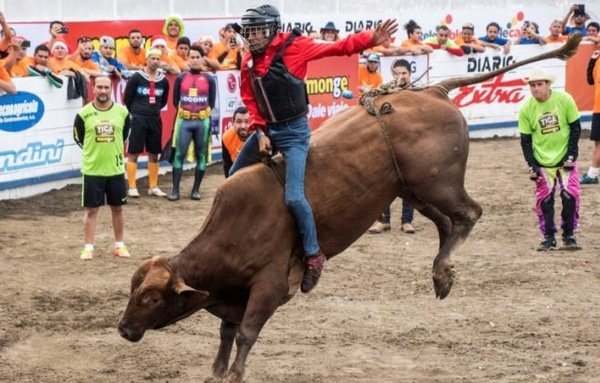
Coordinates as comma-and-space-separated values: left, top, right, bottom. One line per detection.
52, 40, 69, 52
150, 35, 168, 48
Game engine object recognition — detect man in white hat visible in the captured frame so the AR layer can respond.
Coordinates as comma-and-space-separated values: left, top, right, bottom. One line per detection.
518, 67, 582, 251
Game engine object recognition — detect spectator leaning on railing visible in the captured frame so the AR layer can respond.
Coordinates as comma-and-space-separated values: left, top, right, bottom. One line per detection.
117, 29, 146, 71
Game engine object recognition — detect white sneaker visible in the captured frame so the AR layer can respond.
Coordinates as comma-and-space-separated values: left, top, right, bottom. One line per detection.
148, 187, 167, 197
128, 188, 140, 198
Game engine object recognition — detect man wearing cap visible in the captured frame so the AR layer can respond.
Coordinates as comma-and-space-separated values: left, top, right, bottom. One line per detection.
167, 45, 216, 201
92, 36, 127, 79
319, 21, 340, 42
70, 36, 102, 78
230, 4, 397, 293
455, 23, 485, 54
519, 67, 582, 251
149, 35, 180, 74
163, 14, 185, 52
209, 23, 241, 70
118, 29, 146, 71
358, 53, 382, 94
123, 48, 170, 198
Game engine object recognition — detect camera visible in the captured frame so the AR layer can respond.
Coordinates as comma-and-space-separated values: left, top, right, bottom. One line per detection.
59, 26, 69, 34
574, 4, 585, 16
523, 20, 530, 28
21, 40, 31, 48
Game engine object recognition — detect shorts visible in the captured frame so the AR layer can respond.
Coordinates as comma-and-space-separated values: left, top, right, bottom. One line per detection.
590, 113, 600, 141
127, 114, 163, 154
82, 174, 127, 208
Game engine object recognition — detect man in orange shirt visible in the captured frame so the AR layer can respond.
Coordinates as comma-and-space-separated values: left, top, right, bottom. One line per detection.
170, 36, 190, 71
118, 29, 146, 70
581, 49, 600, 184
546, 20, 568, 43
162, 14, 185, 52
208, 23, 241, 70
150, 35, 180, 74
70, 36, 102, 78
2, 36, 33, 77
0, 62, 16, 93
222, 106, 250, 177
358, 53, 382, 94
454, 23, 485, 54
48, 40, 88, 81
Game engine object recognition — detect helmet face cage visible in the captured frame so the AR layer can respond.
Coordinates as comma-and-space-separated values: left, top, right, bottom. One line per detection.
241, 5, 280, 55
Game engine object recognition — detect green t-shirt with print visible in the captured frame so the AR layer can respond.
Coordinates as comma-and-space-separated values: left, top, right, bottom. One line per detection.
518, 90, 580, 167
74, 102, 129, 176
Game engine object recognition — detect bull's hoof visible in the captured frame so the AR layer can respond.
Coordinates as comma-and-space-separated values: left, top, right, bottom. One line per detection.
204, 377, 224, 383
223, 372, 244, 383
432, 265, 455, 299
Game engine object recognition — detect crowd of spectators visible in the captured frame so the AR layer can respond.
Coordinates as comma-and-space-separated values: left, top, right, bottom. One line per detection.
0, 5, 598, 95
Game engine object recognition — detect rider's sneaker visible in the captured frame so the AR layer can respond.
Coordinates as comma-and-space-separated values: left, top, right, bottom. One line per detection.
536, 235, 557, 251
148, 187, 167, 197
113, 244, 131, 258
80, 247, 94, 260
580, 174, 598, 184
128, 188, 140, 198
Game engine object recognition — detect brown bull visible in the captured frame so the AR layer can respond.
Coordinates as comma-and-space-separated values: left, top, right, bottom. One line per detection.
118, 36, 580, 383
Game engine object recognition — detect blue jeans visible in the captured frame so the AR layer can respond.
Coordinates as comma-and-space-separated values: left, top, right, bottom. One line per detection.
380, 199, 414, 224
229, 115, 320, 256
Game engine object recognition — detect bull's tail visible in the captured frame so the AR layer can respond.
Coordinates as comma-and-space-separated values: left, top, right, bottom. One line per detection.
435, 34, 582, 93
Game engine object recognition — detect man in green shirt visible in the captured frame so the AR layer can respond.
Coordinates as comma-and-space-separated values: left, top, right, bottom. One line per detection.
73, 76, 131, 260
518, 67, 582, 251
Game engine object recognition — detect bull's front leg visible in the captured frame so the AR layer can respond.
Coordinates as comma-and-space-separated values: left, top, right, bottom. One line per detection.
205, 320, 238, 383
224, 282, 287, 383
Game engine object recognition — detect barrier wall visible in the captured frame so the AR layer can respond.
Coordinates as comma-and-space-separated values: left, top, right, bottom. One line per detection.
0, 43, 595, 200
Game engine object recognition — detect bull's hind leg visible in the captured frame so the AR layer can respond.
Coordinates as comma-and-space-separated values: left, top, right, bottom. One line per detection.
429, 190, 482, 299
224, 279, 288, 383
412, 202, 452, 250
206, 320, 238, 382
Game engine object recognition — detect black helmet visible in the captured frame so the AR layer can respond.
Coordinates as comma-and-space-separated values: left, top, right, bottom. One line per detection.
241, 4, 281, 55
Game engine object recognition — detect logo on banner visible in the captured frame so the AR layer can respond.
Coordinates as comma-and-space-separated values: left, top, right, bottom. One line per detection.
452, 74, 527, 108
305, 76, 349, 98
227, 73, 237, 93
0, 91, 45, 132
0, 139, 64, 173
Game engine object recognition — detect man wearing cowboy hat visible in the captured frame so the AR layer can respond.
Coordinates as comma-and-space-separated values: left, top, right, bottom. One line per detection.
518, 67, 582, 251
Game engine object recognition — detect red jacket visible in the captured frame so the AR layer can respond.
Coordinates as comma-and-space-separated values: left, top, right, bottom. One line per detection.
240, 31, 374, 131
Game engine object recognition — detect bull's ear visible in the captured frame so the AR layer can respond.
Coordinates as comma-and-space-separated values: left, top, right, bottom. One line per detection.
172, 277, 210, 298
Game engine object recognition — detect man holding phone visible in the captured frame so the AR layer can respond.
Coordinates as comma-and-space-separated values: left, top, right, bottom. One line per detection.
208, 23, 241, 69
562, 4, 589, 36
3, 36, 33, 77
47, 20, 70, 51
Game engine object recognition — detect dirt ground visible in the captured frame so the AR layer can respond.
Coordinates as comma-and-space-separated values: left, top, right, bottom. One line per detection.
1, 138, 600, 383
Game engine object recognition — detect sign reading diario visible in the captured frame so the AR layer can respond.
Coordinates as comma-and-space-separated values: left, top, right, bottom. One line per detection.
0, 92, 45, 132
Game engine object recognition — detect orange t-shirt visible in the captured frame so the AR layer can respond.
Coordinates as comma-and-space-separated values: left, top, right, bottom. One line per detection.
159, 53, 177, 68
358, 64, 382, 92
454, 36, 483, 46
0, 65, 11, 81
117, 46, 146, 68
70, 56, 100, 71
222, 127, 246, 162
166, 36, 178, 52
7, 56, 34, 77
48, 57, 83, 74
170, 53, 189, 70
208, 42, 239, 69
546, 35, 568, 43
592, 59, 600, 113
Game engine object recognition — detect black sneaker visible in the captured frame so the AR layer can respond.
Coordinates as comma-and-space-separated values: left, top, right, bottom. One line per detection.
537, 235, 557, 251
561, 234, 581, 251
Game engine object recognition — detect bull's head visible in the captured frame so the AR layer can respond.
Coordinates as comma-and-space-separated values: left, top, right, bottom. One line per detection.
118, 255, 210, 342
